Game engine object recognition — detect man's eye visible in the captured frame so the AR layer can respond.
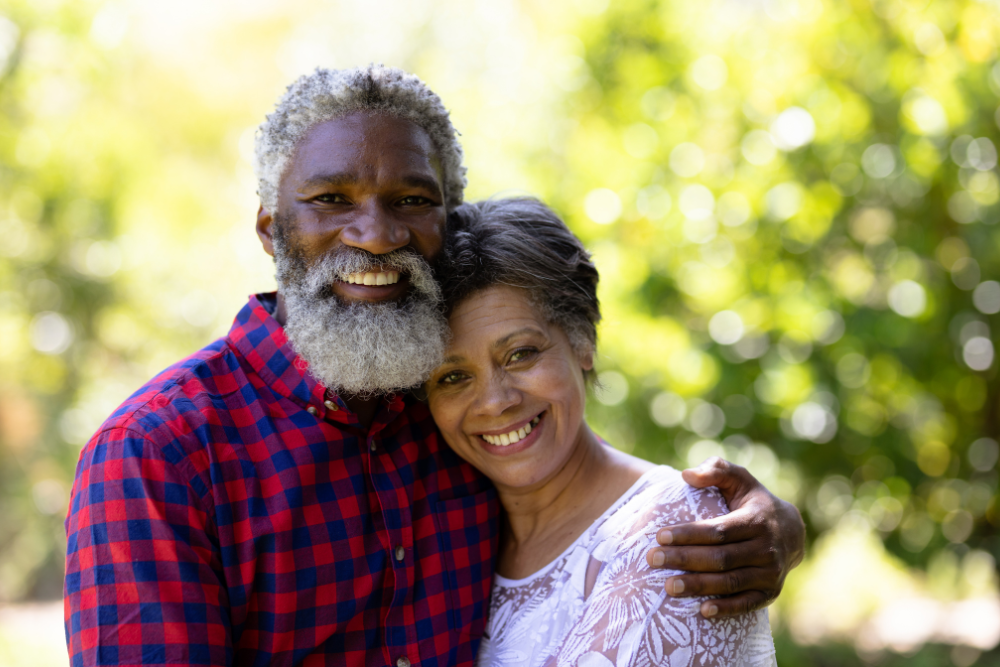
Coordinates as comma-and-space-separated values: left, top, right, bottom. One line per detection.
399, 196, 431, 206
314, 194, 348, 204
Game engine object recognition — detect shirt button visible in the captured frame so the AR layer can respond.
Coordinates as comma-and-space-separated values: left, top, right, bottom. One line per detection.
397, 658, 410, 667
394, 546, 405, 561
370, 441, 377, 451
324, 400, 338, 411
306, 406, 318, 415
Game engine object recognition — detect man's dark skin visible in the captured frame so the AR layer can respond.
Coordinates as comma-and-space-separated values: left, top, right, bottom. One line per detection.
254, 110, 805, 618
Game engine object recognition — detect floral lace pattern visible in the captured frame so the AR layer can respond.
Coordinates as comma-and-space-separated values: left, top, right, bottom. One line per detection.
477, 466, 776, 667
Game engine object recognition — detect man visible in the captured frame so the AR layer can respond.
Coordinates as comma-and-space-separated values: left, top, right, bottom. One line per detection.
65, 65, 804, 666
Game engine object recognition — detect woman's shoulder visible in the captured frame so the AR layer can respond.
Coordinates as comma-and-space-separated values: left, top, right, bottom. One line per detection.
592, 465, 729, 551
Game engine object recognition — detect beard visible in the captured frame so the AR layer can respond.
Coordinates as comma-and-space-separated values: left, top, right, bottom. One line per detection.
272, 220, 449, 398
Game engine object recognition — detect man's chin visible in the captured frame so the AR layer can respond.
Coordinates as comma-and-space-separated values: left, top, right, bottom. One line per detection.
283, 289, 448, 398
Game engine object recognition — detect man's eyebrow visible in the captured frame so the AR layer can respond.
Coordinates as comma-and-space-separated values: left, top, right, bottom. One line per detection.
399, 175, 444, 195
298, 173, 443, 194
299, 173, 358, 189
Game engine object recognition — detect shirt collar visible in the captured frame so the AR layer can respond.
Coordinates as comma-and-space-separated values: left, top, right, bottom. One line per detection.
227, 293, 407, 426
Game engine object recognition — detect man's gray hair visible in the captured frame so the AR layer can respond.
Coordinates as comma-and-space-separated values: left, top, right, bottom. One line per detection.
254, 64, 466, 213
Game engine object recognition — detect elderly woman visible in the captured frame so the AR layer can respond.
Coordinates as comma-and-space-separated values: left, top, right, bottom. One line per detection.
425, 199, 776, 667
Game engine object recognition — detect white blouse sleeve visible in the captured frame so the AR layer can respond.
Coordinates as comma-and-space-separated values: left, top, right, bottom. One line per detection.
550, 481, 777, 667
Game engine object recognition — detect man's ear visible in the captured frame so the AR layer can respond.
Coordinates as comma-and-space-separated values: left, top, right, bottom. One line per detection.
256, 205, 276, 257
578, 345, 595, 373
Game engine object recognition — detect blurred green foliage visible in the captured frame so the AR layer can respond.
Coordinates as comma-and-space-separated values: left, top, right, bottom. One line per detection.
543, 0, 1000, 575
0, 0, 999, 663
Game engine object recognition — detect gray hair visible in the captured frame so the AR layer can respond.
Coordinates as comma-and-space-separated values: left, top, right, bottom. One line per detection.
254, 65, 466, 213
441, 198, 601, 361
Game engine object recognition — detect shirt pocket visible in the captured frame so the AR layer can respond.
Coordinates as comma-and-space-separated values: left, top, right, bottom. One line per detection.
432, 489, 500, 638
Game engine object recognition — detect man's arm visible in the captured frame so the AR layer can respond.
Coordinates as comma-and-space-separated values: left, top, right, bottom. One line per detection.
645, 456, 806, 618
65, 427, 231, 665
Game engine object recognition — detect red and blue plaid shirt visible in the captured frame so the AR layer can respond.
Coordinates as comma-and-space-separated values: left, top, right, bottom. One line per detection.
65, 294, 500, 667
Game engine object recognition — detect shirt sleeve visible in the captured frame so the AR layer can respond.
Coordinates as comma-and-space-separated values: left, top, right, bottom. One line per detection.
64, 426, 232, 666
551, 482, 776, 667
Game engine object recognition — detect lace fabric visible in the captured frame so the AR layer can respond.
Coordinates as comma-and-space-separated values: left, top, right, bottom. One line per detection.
477, 466, 777, 667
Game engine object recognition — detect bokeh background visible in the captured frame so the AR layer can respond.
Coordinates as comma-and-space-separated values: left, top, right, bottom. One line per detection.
1, 0, 999, 664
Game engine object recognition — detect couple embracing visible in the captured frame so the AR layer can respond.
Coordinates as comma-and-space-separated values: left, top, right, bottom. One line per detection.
65, 66, 802, 666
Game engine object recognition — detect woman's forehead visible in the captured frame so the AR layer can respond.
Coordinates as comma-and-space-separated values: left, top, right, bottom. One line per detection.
449, 286, 546, 338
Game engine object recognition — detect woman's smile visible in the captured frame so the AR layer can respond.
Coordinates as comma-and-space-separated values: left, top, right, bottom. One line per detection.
475, 412, 545, 456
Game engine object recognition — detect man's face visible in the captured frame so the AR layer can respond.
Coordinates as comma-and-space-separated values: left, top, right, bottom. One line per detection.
256, 112, 453, 397
258, 112, 447, 304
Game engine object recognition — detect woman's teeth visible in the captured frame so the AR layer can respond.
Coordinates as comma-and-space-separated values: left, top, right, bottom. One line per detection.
342, 271, 400, 286
482, 415, 542, 447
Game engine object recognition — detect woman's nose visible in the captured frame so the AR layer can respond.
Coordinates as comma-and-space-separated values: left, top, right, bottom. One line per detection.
340, 201, 412, 255
474, 373, 522, 417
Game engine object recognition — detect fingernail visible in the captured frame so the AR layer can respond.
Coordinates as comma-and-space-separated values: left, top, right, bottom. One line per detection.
670, 579, 684, 595
659, 529, 673, 545
650, 550, 665, 567
704, 604, 718, 618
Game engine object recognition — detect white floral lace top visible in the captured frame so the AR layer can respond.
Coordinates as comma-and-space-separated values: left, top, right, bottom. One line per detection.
477, 466, 776, 667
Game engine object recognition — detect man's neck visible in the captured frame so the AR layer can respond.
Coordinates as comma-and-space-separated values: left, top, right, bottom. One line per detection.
343, 394, 382, 429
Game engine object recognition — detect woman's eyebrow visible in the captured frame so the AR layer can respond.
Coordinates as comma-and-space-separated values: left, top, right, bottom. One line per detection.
492, 327, 545, 351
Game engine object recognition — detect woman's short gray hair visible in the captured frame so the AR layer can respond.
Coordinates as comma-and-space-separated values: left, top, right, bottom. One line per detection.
254, 65, 466, 213
441, 198, 601, 360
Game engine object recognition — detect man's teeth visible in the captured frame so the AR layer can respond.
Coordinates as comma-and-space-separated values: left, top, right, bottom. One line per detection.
483, 416, 542, 447
342, 271, 400, 285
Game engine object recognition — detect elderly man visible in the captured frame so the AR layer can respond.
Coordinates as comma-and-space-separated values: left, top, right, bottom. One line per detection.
65, 65, 804, 666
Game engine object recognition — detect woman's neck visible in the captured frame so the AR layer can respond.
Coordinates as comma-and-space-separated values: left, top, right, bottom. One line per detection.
494, 424, 650, 579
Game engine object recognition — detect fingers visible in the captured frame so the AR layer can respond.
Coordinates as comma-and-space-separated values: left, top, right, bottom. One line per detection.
646, 540, 776, 572
662, 566, 774, 598
681, 456, 745, 488
699, 590, 773, 618
654, 511, 760, 547
681, 457, 760, 505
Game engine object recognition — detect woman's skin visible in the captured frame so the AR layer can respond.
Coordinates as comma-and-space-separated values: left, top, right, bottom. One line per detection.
426, 285, 654, 579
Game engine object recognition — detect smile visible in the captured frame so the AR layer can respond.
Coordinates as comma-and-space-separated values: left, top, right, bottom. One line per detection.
340, 270, 401, 286
481, 414, 542, 447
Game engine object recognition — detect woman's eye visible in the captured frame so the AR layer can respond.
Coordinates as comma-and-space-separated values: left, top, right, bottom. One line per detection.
508, 347, 537, 364
438, 370, 468, 385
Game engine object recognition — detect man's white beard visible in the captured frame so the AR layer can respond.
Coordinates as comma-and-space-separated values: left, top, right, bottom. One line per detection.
273, 234, 449, 398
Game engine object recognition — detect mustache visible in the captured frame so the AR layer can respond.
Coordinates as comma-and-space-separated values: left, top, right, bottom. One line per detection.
280, 244, 443, 304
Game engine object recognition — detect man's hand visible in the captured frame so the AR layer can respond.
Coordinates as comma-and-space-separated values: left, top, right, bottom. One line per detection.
645, 456, 805, 619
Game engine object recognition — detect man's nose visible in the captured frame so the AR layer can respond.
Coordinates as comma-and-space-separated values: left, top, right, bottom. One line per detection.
339, 201, 411, 255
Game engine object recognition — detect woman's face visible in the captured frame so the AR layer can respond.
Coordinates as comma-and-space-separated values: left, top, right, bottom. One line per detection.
426, 285, 593, 491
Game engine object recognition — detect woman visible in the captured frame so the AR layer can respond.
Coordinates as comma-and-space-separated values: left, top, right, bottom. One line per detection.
425, 198, 776, 667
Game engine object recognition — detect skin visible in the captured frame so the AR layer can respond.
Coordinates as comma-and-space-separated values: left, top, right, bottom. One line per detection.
426, 286, 654, 579
253, 110, 806, 614
255, 112, 447, 425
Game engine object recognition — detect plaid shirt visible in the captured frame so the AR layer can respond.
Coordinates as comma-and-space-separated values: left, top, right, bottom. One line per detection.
65, 294, 500, 667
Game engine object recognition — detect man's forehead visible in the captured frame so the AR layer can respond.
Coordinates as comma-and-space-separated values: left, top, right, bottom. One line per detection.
288, 113, 443, 185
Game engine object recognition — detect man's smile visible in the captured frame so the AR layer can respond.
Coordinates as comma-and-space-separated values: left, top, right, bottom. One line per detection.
332, 271, 411, 302
341, 268, 401, 286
